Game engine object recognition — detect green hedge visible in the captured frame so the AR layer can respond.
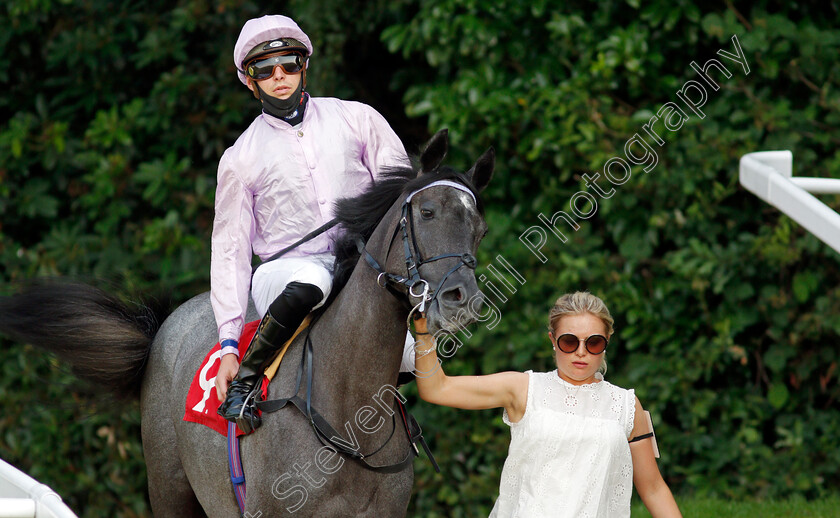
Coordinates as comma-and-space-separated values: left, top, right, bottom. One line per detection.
1, 1, 838, 516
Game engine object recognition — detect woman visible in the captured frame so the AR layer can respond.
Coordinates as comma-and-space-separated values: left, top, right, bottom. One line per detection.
413, 291, 681, 517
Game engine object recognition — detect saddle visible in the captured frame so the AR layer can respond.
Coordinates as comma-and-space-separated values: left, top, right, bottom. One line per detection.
182, 315, 312, 436
262, 315, 312, 382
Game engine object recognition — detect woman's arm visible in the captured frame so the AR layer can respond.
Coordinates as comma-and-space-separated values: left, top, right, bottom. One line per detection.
412, 316, 529, 421
630, 396, 682, 518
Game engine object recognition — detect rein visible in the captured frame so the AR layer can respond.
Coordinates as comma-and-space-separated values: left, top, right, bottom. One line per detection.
252, 217, 340, 274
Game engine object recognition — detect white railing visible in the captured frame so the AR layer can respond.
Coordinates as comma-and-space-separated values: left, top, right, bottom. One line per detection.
0, 459, 78, 518
739, 150, 840, 255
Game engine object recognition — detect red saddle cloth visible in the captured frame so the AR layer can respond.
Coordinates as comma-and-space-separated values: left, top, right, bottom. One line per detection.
183, 320, 269, 437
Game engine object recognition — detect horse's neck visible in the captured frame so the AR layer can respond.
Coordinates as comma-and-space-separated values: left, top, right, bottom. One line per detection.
322, 201, 406, 368
288, 204, 410, 463
313, 216, 409, 423
317, 263, 407, 387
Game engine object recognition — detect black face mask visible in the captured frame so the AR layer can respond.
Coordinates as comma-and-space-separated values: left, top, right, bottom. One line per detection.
255, 80, 307, 124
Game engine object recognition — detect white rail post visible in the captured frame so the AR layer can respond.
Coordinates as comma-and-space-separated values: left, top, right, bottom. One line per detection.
739, 150, 840, 255
0, 459, 78, 518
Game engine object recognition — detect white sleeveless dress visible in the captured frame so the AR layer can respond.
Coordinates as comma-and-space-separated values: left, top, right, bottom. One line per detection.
489, 370, 636, 518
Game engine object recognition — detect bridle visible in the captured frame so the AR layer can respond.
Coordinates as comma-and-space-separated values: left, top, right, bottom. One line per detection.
356, 179, 480, 316
250, 181, 480, 477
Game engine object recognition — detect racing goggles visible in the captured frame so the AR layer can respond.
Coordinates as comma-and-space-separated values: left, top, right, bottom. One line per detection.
553, 333, 608, 355
244, 53, 305, 80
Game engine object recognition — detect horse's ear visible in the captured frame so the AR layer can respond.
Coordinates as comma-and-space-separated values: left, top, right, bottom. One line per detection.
420, 129, 449, 174
467, 146, 494, 192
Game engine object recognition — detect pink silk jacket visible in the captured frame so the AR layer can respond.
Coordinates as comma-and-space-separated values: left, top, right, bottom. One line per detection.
210, 97, 407, 343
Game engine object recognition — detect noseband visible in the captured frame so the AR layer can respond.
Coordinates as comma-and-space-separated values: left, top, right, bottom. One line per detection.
356, 180, 479, 314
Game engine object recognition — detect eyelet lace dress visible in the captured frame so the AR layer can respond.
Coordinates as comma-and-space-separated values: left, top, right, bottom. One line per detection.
489, 370, 636, 518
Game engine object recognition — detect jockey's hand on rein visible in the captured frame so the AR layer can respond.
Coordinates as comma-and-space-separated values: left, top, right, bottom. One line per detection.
215, 354, 241, 400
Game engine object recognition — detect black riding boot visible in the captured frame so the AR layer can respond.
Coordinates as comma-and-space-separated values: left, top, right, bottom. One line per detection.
218, 281, 324, 433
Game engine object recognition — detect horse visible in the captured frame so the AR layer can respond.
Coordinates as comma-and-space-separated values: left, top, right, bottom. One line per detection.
0, 129, 494, 517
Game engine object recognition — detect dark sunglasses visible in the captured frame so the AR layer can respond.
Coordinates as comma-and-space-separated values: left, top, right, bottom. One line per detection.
245, 53, 305, 80
553, 333, 608, 355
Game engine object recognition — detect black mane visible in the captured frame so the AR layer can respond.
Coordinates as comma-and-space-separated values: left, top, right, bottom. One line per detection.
321, 161, 483, 310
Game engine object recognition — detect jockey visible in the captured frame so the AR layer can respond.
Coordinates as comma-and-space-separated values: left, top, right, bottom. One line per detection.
212, 14, 414, 432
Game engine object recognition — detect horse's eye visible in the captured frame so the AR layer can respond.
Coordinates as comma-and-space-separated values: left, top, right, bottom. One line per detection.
420, 208, 434, 219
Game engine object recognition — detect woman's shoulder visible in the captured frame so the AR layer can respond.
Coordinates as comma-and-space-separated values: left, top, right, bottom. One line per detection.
523, 369, 556, 383
599, 379, 636, 402
523, 370, 576, 393
599, 380, 638, 436
526, 369, 555, 377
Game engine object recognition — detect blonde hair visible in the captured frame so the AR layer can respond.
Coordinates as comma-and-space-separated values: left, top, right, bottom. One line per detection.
548, 292, 614, 375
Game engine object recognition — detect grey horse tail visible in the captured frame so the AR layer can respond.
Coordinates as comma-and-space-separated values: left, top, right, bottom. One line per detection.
0, 279, 168, 399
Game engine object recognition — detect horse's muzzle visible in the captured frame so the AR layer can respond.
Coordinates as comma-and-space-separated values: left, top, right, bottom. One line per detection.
430, 280, 485, 334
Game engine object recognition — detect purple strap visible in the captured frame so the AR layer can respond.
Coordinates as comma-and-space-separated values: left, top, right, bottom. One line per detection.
227, 421, 246, 513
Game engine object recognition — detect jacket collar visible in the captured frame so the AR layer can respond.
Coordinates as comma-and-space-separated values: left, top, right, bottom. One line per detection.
260, 93, 311, 130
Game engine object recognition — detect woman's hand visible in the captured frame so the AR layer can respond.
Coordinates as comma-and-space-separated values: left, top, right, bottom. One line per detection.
412, 311, 428, 335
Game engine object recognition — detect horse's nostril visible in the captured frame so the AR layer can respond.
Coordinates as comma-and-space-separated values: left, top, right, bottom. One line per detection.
441, 286, 465, 305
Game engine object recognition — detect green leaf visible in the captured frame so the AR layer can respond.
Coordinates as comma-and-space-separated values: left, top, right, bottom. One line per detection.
768, 383, 789, 410
792, 271, 819, 303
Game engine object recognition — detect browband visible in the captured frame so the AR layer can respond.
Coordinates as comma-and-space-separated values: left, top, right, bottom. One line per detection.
405, 180, 476, 205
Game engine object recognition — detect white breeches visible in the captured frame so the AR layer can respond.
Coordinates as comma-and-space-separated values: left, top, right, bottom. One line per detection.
251, 253, 335, 317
